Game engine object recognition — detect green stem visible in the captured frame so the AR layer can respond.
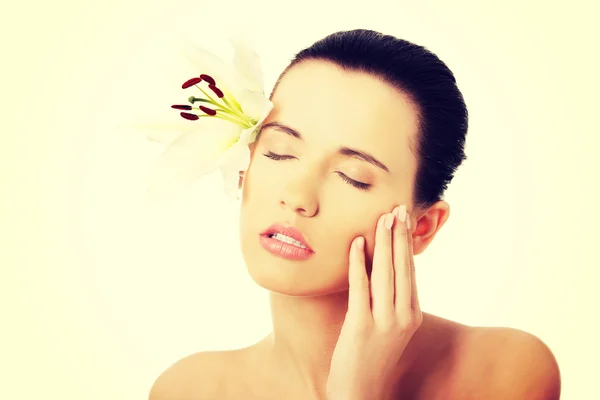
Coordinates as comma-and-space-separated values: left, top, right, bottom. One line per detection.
193, 107, 251, 128
192, 97, 246, 121
196, 85, 251, 124
188, 97, 212, 104
223, 97, 244, 116
222, 87, 244, 112
215, 111, 252, 128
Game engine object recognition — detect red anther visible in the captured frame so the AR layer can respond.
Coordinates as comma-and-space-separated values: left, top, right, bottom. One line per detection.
171, 104, 193, 110
182, 77, 202, 89
199, 105, 217, 116
180, 112, 199, 120
199, 74, 216, 85
208, 84, 224, 98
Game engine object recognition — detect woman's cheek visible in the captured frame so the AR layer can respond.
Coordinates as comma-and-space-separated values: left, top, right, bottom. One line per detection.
248, 159, 274, 188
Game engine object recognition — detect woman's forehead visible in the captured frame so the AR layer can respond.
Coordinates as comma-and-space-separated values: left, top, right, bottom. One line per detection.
267, 61, 420, 161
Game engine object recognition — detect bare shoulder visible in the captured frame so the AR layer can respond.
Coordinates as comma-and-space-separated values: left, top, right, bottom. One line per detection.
450, 326, 561, 400
148, 349, 240, 400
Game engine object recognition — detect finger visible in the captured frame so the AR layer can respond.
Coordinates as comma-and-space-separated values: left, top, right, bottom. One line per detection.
393, 205, 412, 316
406, 211, 420, 312
347, 236, 371, 319
371, 212, 396, 323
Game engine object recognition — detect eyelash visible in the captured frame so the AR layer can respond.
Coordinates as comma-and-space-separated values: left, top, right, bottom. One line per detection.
262, 151, 372, 191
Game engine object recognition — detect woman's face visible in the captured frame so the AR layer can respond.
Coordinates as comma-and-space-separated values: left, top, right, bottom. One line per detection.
239, 60, 420, 297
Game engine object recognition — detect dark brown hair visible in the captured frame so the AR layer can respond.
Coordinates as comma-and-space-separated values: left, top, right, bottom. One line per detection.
270, 29, 469, 210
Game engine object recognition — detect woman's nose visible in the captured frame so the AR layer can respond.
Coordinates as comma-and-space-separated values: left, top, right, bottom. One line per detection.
280, 198, 318, 217
280, 175, 319, 217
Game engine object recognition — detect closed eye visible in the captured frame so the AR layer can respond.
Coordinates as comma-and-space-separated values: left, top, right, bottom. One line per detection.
263, 151, 294, 161
337, 173, 371, 191
262, 151, 372, 191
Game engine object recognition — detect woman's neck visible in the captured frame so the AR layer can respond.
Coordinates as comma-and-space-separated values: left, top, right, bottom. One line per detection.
263, 290, 349, 398
257, 291, 444, 399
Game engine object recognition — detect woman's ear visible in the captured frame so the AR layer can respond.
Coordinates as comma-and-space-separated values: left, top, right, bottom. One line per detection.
238, 171, 245, 190
239, 139, 261, 190
411, 201, 450, 256
239, 141, 258, 190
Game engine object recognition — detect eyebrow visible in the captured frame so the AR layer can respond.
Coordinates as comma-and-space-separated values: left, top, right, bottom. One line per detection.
260, 122, 390, 173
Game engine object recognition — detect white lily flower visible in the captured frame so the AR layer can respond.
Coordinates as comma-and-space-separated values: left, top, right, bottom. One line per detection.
146, 37, 273, 201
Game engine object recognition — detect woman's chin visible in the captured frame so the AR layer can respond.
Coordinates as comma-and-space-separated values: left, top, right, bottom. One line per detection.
244, 261, 348, 297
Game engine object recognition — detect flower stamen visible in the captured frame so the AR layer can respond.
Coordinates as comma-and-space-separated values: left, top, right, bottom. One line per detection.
182, 77, 202, 89
199, 105, 217, 116
199, 74, 216, 85
174, 70, 260, 131
171, 104, 193, 110
208, 84, 224, 98
180, 112, 200, 120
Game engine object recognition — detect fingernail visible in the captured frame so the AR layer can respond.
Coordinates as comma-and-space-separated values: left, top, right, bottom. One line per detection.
384, 213, 395, 230
354, 236, 364, 254
396, 205, 407, 222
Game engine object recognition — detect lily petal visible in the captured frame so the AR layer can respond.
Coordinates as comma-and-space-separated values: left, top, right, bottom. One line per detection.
217, 98, 273, 199
236, 89, 274, 122
230, 36, 265, 93
125, 122, 193, 145
177, 39, 244, 99
147, 120, 241, 200
220, 144, 250, 200
147, 37, 274, 201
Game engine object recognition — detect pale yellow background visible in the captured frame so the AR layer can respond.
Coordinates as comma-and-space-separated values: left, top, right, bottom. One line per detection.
2, 1, 598, 399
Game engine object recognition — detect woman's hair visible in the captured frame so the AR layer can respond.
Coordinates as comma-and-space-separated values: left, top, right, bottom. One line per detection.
269, 29, 469, 211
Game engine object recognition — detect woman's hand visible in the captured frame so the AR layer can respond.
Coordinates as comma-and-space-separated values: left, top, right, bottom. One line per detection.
326, 205, 423, 400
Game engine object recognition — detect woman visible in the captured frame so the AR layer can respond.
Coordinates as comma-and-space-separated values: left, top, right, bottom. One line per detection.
149, 29, 560, 400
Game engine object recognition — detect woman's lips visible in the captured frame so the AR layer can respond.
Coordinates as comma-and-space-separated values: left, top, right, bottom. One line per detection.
260, 223, 313, 251
259, 234, 315, 260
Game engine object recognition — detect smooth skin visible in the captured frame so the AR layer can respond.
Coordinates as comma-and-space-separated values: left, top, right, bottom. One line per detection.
149, 60, 561, 400
327, 205, 422, 400
149, 207, 561, 399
